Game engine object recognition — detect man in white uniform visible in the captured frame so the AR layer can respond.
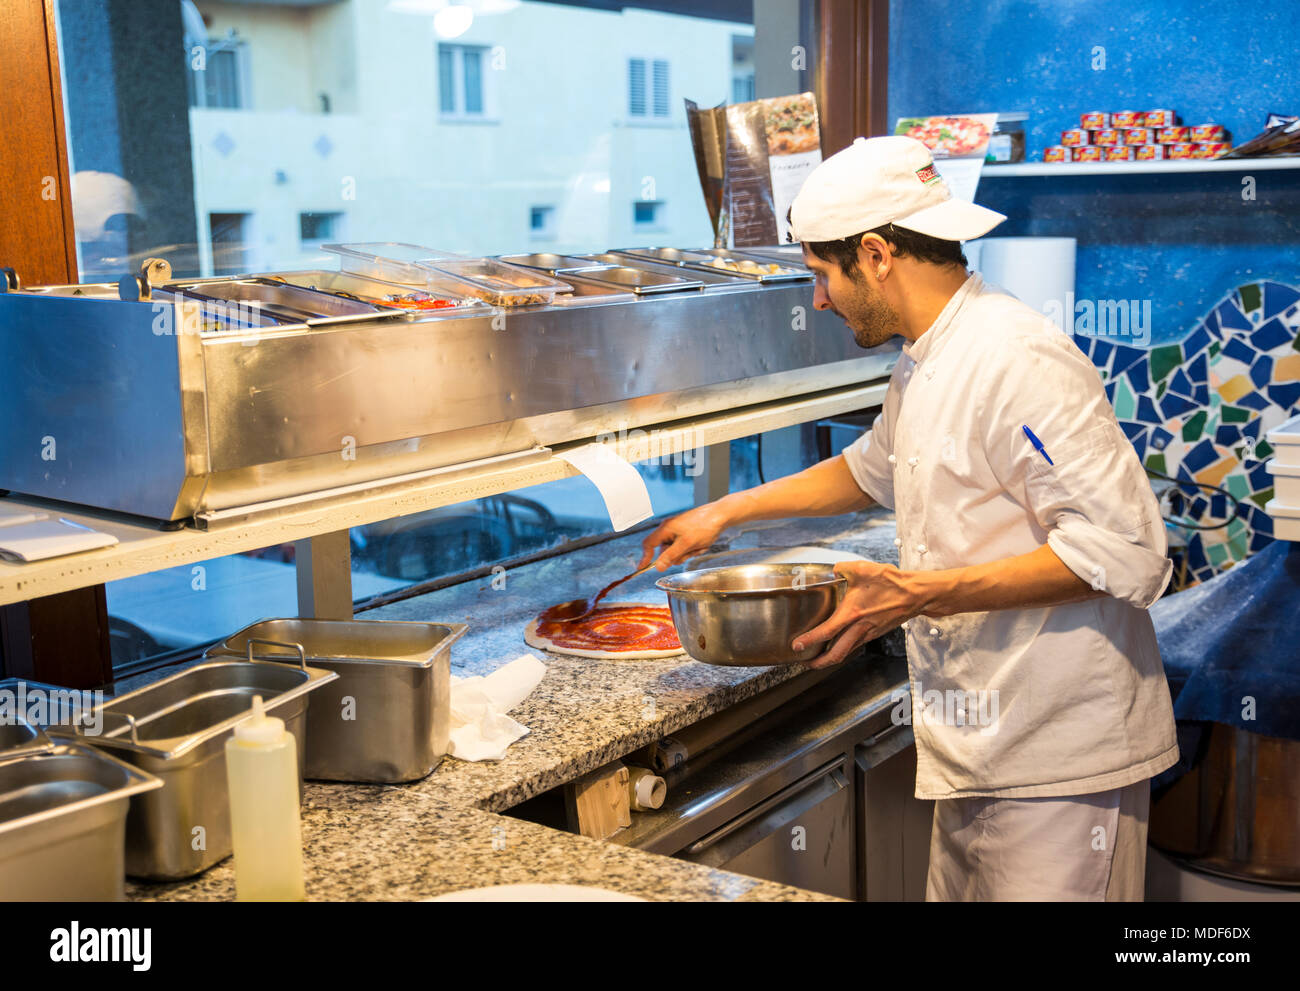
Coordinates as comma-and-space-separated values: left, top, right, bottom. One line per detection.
639, 136, 1179, 901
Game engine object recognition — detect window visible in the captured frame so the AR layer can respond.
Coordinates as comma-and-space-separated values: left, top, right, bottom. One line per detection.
634, 200, 665, 230
439, 43, 490, 118
731, 34, 755, 104
529, 205, 555, 239
189, 37, 248, 110
52, 0, 812, 675
628, 57, 670, 119
300, 211, 343, 247
208, 212, 249, 275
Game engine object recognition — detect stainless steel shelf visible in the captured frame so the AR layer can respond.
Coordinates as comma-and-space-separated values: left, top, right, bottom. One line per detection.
0, 380, 888, 606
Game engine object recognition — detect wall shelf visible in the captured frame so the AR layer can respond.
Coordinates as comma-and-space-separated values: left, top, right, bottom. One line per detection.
982, 157, 1300, 178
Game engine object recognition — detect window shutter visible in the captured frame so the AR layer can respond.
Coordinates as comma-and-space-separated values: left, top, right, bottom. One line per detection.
438, 46, 456, 113
652, 59, 669, 117
463, 48, 483, 114
628, 58, 646, 117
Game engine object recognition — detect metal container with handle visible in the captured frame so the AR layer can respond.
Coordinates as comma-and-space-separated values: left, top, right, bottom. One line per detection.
47, 656, 337, 880
207, 618, 467, 784
656, 563, 846, 666
0, 741, 162, 900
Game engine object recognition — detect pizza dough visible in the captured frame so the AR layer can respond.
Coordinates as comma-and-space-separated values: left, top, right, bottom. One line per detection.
524, 602, 685, 660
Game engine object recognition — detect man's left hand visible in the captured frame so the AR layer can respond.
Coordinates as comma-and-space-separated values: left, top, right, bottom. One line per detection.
793, 560, 925, 669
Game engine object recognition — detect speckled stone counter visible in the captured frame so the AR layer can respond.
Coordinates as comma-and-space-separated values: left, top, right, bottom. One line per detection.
127, 509, 899, 903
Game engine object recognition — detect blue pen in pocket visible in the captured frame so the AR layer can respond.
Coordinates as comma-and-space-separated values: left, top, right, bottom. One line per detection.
1022, 425, 1054, 466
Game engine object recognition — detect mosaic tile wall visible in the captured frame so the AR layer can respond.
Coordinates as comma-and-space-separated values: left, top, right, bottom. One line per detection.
1073, 280, 1300, 587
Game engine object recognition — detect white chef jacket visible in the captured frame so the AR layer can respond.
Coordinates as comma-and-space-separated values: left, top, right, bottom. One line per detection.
843, 273, 1179, 800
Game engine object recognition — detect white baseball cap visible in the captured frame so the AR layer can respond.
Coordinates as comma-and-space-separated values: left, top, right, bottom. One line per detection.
789, 135, 1006, 243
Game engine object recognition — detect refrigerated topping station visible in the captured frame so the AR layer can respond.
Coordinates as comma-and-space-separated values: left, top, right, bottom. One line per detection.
0, 243, 928, 902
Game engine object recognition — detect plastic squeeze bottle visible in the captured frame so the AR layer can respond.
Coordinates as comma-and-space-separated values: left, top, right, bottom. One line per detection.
224, 694, 306, 901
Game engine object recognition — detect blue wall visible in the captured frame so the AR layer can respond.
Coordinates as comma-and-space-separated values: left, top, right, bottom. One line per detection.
888, 0, 1300, 346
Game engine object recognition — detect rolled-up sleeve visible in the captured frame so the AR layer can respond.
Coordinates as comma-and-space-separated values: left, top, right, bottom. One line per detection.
842, 373, 901, 509
980, 332, 1172, 609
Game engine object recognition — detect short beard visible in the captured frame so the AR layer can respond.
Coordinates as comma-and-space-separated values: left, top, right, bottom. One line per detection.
836, 266, 903, 350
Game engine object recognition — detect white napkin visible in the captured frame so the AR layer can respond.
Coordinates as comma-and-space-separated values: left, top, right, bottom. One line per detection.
447, 653, 547, 762
0, 518, 118, 562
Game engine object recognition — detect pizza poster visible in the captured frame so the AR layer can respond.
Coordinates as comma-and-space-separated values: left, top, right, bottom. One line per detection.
893, 113, 997, 203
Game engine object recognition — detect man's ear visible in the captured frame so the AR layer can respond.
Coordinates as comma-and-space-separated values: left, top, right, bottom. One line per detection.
857, 234, 892, 280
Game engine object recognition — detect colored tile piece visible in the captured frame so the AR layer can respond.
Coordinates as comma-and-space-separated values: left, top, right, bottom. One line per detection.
1182, 410, 1208, 442
1251, 317, 1291, 352
1250, 354, 1274, 388
1148, 344, 1184, 384
1262, 283, 1300, 320
1215, 300, 1252, 335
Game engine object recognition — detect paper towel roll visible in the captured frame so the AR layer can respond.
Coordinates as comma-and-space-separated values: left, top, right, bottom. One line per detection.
969, 237, 1076, 331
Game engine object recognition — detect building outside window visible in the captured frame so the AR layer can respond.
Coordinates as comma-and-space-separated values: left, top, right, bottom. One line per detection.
628, 57, 670, 119
51, 0, 792, 672
439, 43, 490, 118
300, 211, 344, 248
529, 205, 556, 239
188, 34, 249, 110
208, 212, 249, 275
633, 199, 665, 231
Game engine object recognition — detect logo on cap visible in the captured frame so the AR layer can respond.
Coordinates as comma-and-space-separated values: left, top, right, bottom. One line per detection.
916, 163, 940, 185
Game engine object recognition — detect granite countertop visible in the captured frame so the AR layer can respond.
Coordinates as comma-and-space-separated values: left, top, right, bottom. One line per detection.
127, 508, 900, 903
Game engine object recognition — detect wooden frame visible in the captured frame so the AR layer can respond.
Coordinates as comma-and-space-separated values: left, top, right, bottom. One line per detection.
816, 0, 890, 156
0, 0, 77, 284
0, 0, 113, 689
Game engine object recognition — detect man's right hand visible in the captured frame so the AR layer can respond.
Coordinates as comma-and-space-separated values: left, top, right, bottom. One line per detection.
638, 500, 736, 572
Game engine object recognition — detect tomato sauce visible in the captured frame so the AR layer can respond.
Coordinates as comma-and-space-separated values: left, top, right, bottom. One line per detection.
535, 604, 680, 652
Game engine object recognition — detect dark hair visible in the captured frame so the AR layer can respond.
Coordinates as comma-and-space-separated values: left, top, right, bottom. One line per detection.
799, 223, 968, 275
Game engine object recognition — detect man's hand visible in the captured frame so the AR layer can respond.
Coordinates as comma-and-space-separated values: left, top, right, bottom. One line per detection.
793, 560, 923, 669
638, 501, 735, 572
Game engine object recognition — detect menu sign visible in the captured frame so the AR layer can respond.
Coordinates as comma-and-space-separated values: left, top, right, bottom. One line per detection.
687, 92, 823, 247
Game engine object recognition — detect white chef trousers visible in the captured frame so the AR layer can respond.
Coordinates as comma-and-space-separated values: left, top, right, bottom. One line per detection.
925, 779, 1151, 901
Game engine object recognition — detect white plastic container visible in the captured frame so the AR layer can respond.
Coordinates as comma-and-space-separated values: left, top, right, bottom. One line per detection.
1264, 498, 1300, 542
1266, 459, 1300, 506
224, 695, 306, 901
1266, 412, 1300, 468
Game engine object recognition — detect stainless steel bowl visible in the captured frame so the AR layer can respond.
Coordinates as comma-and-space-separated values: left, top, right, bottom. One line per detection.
655, 563, 846, 666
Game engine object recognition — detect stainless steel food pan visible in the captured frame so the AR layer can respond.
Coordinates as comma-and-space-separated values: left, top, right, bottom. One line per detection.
48, 657, 337, 880
611, 247, 810, 283
656, 563, 846, 667
550, 275, 636, 306
609, 246, 701, 265
0, 677, 98, 758
730, 244, 807, 266
207, 619, 468, 784
168, 277, 397, 326
258, 270, 477, 313
576, 254, 750, 289
495, 253, 613, 274
571, 266, 704, 295
0, 742, 162, 900
679, 249, 811, 283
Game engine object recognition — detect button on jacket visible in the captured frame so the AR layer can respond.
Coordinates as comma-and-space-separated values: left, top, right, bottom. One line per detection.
843, 273, 1179, 800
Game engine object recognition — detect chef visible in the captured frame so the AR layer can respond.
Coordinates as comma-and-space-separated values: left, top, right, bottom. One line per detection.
640, 135, 1179, 901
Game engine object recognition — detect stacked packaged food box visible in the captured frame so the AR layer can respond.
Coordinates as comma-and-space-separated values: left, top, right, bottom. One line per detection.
1042, 110, 1231, 163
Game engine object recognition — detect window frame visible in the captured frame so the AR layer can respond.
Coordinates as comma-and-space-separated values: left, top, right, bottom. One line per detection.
437, 42, 496, 122
626, 55, 671, 122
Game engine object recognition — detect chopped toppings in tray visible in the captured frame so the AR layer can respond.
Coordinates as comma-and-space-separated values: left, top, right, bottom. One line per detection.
375, 294, 459, 310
